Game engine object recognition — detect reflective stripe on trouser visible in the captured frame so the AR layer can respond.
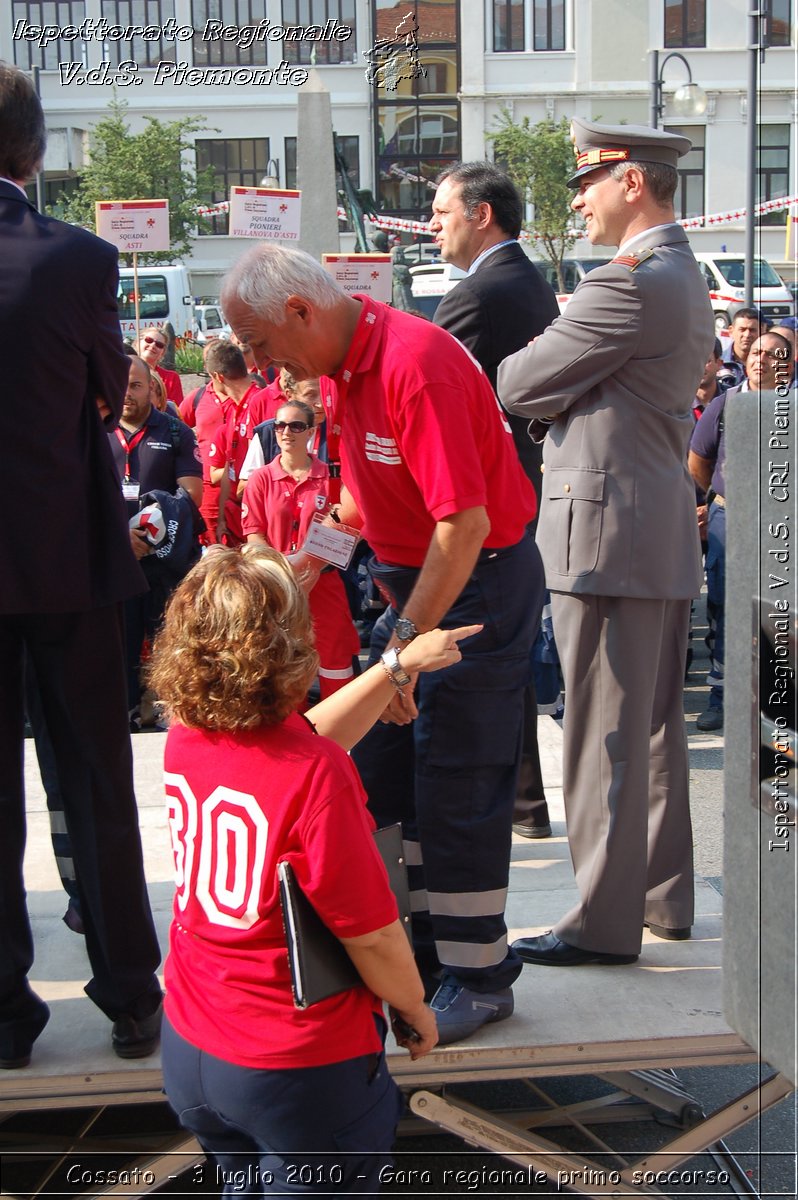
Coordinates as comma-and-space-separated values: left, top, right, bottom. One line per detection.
351, 535, 545, 991
308, 570, 360, 699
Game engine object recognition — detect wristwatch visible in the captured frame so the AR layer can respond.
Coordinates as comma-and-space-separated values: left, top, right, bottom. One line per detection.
395, 616, 419, 643
380, 647, 412, 690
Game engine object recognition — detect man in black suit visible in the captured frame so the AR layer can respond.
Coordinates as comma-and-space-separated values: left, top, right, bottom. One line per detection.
0, 64, 163, 1068
430, 162, 560, 838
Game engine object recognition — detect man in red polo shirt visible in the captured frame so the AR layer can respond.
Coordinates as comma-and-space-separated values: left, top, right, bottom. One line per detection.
205, 340, 269, 546
180, 347, 231, 545
222, 244, 545, 1044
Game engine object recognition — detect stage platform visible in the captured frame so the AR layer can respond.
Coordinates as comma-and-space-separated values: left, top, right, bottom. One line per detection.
4, 721, 791, 1196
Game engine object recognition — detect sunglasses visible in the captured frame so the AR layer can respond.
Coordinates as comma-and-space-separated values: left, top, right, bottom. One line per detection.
142, 336, 166, 349
274, 420, 309, 433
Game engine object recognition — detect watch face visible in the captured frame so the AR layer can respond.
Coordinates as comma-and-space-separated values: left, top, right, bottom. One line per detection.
395, 617, 417, 642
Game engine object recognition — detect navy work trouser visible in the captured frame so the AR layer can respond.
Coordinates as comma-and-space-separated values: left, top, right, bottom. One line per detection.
162, 1017, 402, 1195
351, 535, 544, 992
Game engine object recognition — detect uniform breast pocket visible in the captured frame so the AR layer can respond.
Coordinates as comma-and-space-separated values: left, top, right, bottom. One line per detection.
546, 467, 605, 577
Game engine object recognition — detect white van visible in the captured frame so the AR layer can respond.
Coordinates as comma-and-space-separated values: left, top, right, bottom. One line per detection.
193, 303, 232, 344
116, 265, 194, 341
693, 253, 794, 331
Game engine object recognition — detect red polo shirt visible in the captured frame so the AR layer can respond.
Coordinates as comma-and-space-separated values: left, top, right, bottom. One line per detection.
328, 296, 537, 567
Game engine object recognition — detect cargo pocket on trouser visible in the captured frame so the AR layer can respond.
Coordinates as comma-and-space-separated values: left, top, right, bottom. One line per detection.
545, 467, 605, 577
331, 1054, 403, 1194
420, 655, 529, 771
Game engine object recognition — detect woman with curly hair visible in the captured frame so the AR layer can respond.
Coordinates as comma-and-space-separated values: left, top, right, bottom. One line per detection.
149, 546, 479, 1195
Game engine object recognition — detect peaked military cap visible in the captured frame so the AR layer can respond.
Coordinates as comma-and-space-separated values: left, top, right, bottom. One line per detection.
567, 118, 692, 187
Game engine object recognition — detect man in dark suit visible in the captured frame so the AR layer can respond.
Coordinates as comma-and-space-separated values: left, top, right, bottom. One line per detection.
0, 64, 163, 1068
430, 162, 561, 839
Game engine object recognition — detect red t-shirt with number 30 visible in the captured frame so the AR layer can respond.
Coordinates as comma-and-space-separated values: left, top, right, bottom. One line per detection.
163, 714, 398, 1069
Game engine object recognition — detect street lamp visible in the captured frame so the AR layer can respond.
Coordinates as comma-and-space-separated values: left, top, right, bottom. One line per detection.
259, 158, 281, 189
650, 51, 707, 128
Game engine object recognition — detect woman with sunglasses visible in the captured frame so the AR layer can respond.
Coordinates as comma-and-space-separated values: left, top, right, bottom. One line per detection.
136, 326, 184, 406
150, 546, 478, 1194
242, 398, 359, 699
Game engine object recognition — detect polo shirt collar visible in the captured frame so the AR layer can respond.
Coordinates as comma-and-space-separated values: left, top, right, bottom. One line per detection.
268, 454, 326, 481
334, 295, 383, 387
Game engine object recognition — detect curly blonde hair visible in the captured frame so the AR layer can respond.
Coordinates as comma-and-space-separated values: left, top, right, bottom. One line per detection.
148, 546, 319, 730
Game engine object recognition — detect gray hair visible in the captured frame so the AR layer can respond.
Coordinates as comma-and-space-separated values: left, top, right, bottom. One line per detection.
221, 243, 345, 323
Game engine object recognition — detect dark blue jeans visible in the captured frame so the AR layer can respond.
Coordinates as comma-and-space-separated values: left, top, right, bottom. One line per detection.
161, 1017, 403, 1195
351, 534, 545, 992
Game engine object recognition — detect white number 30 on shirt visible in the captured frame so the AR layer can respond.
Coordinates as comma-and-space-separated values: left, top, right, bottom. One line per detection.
166, 774, 269, 929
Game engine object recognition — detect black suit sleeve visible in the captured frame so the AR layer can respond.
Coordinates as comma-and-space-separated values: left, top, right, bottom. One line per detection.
87, 247, 129, 430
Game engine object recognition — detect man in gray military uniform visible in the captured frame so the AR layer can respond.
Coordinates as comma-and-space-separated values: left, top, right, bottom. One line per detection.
498, 118, 714, 965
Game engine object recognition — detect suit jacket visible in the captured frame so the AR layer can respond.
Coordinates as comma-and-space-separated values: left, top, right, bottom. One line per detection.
0, 180, 144, 613
434, 242, 560, 485
498, 225, 713, 599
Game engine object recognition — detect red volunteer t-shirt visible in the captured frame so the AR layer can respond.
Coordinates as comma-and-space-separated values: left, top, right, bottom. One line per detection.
329, 296, 537, 566
179, 381, 230, 485
209, 384, 270, 540
241, 456, 331, 551
163, 715, 398, 1069
156, 364, 184, 406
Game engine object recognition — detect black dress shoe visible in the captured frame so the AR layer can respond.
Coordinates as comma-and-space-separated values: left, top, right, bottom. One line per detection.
512, 931, 638, 966
512, 822, 552, 839
111, 1000, 163, 1059
0, 1002, 50, 1069
645, 922, 692, 941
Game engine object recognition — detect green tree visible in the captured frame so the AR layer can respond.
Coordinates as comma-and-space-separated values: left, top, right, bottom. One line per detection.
56, 98, 214, 263
488, 109, 581, 290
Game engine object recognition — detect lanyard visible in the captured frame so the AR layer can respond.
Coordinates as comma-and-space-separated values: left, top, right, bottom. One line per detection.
115, 425, 149, 481
323, 298, 378, 505
228, 385, 258, 459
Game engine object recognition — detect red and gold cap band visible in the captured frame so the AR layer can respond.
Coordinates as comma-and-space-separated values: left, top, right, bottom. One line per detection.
574, 147, 630, 169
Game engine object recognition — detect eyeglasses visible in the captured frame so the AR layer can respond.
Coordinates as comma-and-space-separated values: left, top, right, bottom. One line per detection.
142, 336, 166, 349
274, 420, 309, 433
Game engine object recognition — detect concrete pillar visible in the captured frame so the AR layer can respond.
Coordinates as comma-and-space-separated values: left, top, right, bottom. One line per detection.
296, 71, 340, 260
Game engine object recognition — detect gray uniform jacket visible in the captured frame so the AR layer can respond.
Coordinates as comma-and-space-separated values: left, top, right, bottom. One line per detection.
498, 225, 714, 600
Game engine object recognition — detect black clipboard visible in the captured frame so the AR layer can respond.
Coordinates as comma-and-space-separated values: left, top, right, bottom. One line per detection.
278, 823, 411, 1010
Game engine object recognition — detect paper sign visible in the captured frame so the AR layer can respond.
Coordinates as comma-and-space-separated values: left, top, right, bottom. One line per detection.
228, 187, 301, 240
95, 200, 170, 253
303, 514, 359, 569
322, 254, 392, 302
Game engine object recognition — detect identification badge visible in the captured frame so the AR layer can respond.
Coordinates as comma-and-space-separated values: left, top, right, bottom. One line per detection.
122, 481, 140, 501
302, 512, 359, 569
228, 464, 236, 481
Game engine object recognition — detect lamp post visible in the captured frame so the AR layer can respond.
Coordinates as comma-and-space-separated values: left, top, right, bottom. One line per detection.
745, 10, 765, 309
649, 51, 707, 129
259, 159, 281, 189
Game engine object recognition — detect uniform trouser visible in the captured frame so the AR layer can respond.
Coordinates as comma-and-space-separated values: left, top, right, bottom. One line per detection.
351, 535, 544, 991
308, 570, 360, 698
0, 605, 162, 1053
705, 501, 726, 711
162, 1016, 402, 1196
513, 682, 549, 828
551, 593, 695, 957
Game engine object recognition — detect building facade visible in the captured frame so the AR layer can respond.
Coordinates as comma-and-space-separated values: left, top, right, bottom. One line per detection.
3, 0, 794, 292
